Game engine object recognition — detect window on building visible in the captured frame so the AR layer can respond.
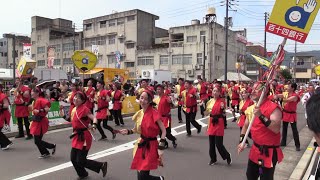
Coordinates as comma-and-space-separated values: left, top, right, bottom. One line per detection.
20, 52, 23, 56
117, 18, 125, 25
52, 44, 61, 52
63, 43, 73, 51
0, 52, 3, 57
172, 54, 192, 64
32, 54, 35, 58
183, 54, 192, 64
127, 15, 135, 21
32, 41, 36, 45
63, 58, 73, 65
126, 43, 134, 49
215, 55, 220, 61
37, 46, 45, 54
125, 62, 135, 67
0, 42, 3, 46
3, 41, 6, 46
200, 31, 206, 42
137, 56, 154, 65
54, 59, 61, 66
296, 68, 308, 72
119, 38, 124, 43
109, 20, 116, 27
85, 23, 92, 31
186, 36, 197, 42
108, 55, 116, 64
160, 55, 169, 65
100, 21, 107, 28
4, 52, 7, 57
37, 35, 41, 41
197, 53, 203, 64
108, 35, 116, 45
37, 60, 45, 67
97, 36, 106, 45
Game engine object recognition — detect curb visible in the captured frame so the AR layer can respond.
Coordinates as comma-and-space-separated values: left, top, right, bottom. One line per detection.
5, 112, 135, 139
290, 138, 316, 180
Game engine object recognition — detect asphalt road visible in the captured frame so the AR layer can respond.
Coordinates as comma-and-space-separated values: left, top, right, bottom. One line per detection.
0, 106, 307, 180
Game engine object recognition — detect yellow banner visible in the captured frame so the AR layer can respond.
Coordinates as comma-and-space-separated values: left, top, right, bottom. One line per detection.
267, 0, 320, 43
315, 65, 320, 75
122, 96, 140, 114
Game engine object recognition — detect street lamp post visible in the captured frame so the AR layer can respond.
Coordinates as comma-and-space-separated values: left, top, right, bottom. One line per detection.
4, 34, 16, 83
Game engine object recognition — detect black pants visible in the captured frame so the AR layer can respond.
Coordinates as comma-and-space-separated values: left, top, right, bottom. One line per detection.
246, 148, 278, 180
71, 147, 102, 178
231, 105, 240, 113
200, 104, 205, 117
108, 110, 114, 121
0, 127, 11, 148
185, 112, 201, 135
178, 105, 182, 121
17, 117, 31, 137
159, 123, 176, 143
113, 109, 124, 125
209, 135, 230, 162
137, 170, 161, 180
281, 121, 300, 147
34, 134, 55, 155
97, 119, 114, 138
227, 96, 230, 108
224, 116, 227, 128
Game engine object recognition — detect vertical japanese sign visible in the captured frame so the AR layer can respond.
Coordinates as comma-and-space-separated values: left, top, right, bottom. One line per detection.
23, 43, 31, 59
266, 0, 320, 43
115, 51, 121, 69
92, 45, 99, 56
47, 46, 55, 68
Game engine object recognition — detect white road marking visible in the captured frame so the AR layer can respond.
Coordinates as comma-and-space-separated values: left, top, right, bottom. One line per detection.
14, 116, 236, 180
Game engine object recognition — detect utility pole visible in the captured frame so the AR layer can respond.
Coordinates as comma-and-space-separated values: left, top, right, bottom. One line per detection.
202, 35, 206, 81
72, 23, 76, 77
294, 41, 297, 80
224, 0, 229, 82
264, 12, 268, 57
12, 35, 16, 83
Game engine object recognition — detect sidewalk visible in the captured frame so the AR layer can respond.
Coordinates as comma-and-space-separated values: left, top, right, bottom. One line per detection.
4, 112, 135, 138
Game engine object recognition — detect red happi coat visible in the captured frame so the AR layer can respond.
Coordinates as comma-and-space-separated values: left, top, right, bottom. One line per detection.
71, 104, 92, 150
96, 89, 109, 119
237, 99, 254, 128
0, 92, 11, 128
85, 87, 95, 110
14, 86, 30, 117
207, 98, 226, 136
230, 86, 240, 106
249, 100, 284, 168
69, 91, 77, 117
178, 85, 185, 106
157, 95, 171, 128
112, 90, 123, 110
185, 87, 197, 113
131, 106, 161, 171
282, 93, 300, 123
30, 97, 51, 136
199, 83, 208, 101
164, 89, 171, 96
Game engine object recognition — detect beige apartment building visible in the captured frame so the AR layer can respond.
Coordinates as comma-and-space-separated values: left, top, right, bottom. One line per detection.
0, 35, 30, 69
31, 16, 82, 75
30, 9, 246, 81
293, 55, 316, 83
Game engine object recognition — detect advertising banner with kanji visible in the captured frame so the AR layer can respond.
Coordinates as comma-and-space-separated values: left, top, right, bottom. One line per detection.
266, 0, 320, 43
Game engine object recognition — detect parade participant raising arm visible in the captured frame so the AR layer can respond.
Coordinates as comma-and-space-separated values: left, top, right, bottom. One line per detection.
68, 91, 108, 179
119, 89, 166, 180
204, 84, 232, 166
238, 82, 283, 180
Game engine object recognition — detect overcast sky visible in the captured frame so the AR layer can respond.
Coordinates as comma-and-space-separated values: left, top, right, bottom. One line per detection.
1, 0, 319, 52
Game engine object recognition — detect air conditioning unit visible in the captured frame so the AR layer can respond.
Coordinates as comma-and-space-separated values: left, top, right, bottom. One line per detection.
142, 70, 150, 77
187, 69, 194, 77
66, 66, 70, 72
195, 64, 201, 70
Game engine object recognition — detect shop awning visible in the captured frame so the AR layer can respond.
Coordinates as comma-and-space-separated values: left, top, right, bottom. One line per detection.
82, 68, 104, 75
